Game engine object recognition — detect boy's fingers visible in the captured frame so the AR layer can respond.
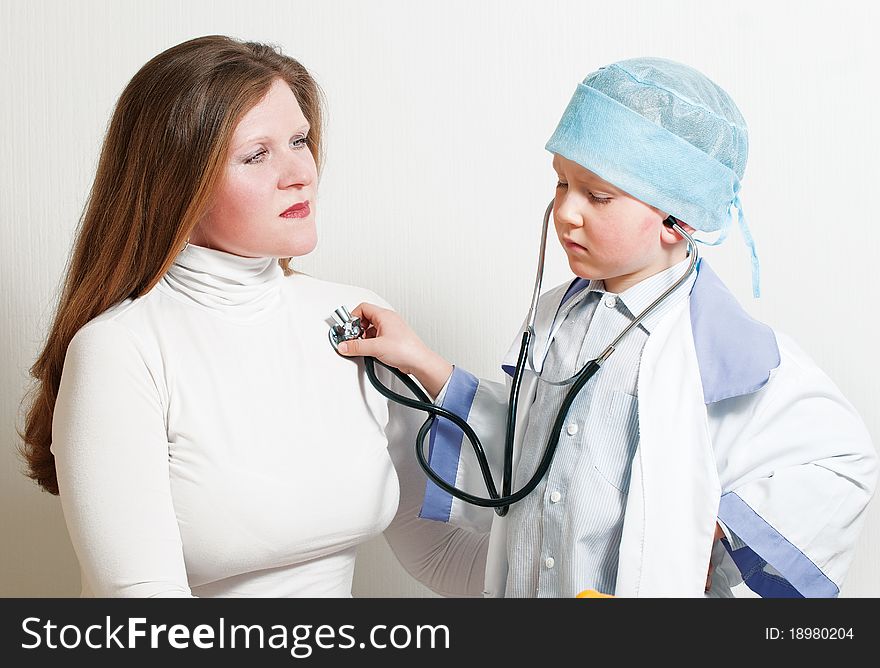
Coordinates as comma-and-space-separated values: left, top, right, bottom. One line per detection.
336, 336, 375, 357
351, 304, 380, 333
351, 302, 385, 322
337, 338, 357, 355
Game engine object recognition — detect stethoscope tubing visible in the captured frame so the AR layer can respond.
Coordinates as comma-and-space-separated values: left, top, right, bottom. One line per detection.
363, 337, 603, 513
361, 201, 698, 515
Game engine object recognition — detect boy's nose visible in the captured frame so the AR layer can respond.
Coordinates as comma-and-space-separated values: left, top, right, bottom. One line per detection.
554, 196, 584, 228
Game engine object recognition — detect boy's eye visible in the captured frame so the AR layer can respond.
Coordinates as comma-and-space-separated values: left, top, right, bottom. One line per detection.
556, 181, 612, 205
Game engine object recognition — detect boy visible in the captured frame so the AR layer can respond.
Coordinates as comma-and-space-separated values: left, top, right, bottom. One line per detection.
339, 58, 877, 597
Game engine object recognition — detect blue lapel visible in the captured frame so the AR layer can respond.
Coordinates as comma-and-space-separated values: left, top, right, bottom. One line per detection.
553, 259, 780, 404
689, 259, 779, 403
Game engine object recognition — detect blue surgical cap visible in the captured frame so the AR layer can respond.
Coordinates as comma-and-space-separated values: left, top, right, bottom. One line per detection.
546, 57, 761, 297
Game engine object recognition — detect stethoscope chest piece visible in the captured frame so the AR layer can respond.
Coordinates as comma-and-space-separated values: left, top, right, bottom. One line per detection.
328, 305, 363, 351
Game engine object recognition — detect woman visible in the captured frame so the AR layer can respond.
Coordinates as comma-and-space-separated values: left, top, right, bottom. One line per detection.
20, 35, 486, 597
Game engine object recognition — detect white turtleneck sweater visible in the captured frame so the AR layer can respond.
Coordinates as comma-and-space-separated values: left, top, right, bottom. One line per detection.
52, 244, 487, 597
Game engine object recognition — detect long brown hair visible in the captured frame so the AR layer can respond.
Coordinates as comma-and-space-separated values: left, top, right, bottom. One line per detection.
19, 35, 325, 494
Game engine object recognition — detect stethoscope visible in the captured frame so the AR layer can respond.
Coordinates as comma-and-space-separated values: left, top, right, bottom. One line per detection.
329, 200, 698, 517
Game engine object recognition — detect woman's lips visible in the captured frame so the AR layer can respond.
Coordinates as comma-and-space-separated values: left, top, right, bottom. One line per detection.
280, 201, 310, 218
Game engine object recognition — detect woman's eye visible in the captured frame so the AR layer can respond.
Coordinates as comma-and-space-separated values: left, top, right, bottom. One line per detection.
245, 150, 267, 165
555, 181, 568, 189
291, 135, 308, 149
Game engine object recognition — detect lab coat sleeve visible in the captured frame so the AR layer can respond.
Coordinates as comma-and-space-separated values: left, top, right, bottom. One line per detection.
378, 363, 490, 597
378, 282, 569, 537
414, 365, 513, 533
52, 321, 193, 597
712, 333, 878, 597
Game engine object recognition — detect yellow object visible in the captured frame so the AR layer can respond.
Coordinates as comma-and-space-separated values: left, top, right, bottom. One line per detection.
576, 589, 614, 598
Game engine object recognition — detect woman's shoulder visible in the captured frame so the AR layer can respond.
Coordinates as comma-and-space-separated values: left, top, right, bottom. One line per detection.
281, 272, 393, 310
66, 293, 166, 365
64, 304, 149, 372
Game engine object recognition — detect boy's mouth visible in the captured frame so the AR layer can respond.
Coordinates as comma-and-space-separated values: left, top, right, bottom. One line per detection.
563, 237, 587, 253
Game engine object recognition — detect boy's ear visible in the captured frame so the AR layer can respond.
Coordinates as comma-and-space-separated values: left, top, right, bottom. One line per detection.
677, 220, 695, 233
660, 216, 695, 243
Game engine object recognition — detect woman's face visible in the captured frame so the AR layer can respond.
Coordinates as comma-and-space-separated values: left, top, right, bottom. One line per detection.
189, 78, 318, 258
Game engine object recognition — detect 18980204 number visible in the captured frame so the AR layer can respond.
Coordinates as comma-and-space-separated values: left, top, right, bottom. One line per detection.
765, 627, 854, 640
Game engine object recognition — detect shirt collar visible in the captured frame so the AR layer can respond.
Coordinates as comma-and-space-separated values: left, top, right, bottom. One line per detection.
616, 256, 696, 333
563, 256, 696, 334
160, 243, 283, 320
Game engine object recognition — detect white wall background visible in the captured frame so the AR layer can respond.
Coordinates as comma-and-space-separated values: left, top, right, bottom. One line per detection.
2, 0, 878, 597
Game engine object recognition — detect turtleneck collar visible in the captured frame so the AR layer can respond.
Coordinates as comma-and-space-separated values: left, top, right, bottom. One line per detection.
159, 243, 284, 321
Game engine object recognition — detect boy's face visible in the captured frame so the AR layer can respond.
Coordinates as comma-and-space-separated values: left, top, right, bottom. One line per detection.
552, 154, 683, 292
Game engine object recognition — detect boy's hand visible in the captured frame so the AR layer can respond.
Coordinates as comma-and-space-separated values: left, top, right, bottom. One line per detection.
336, 302, 453, 399
705, 522, 725, 592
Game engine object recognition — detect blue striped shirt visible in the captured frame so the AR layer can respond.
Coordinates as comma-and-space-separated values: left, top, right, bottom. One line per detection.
505, 258, 696, 597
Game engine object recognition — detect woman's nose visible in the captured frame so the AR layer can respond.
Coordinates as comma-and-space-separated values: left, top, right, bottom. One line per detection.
279, 150, 315, 189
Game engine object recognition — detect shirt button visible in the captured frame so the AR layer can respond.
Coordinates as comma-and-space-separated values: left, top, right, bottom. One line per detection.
566, 423, 578, 436
545, 557, 555, 569
604, 295, 617, 308
550, 491, 562, 503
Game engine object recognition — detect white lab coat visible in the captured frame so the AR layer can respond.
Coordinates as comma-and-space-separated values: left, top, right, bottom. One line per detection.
419, 260, 877, 597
